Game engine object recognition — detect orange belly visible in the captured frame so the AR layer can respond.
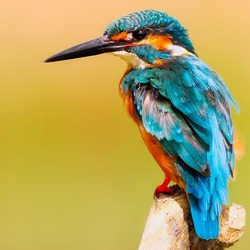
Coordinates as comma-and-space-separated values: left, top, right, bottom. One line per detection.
139, 124, 185, 189
120, 89, 185, 189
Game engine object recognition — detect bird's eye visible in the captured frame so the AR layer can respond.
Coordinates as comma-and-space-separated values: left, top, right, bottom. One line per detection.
132, 29, 149, 41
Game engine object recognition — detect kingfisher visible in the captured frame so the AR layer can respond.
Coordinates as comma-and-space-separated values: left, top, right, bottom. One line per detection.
45, 10, 239, 240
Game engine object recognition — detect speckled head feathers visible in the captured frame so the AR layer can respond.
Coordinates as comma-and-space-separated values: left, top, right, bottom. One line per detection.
104, 10, 195, 54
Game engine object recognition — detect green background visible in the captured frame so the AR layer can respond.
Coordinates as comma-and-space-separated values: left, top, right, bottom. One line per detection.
1, 0, 249, 249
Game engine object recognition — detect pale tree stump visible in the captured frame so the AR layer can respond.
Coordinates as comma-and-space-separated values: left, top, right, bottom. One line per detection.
139, 186, 245, 250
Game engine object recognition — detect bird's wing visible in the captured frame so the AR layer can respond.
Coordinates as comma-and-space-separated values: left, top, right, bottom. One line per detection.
156, 56, 237, 145
125, 56, 237, 175
133, 83, 209, 174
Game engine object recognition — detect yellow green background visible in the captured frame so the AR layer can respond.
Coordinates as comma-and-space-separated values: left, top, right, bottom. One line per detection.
1, 0, 249, 249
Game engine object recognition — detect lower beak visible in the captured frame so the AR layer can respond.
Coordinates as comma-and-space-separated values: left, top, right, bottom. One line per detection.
45, 35, 128, 63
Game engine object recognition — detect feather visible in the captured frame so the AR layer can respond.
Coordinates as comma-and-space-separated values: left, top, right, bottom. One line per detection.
121, 54, 237, 239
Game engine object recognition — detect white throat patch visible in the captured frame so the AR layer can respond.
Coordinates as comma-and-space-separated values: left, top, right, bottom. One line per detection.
111, 45, 194, 69
112, 51, 148, 69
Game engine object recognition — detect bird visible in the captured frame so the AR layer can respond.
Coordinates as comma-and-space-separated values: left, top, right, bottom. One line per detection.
45, 10, 239, 240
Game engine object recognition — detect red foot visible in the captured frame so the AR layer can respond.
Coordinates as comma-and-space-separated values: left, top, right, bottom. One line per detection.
154, 178, 173, 197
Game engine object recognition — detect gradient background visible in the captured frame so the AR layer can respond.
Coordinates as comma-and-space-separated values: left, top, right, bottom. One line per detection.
1, 0, 249, 249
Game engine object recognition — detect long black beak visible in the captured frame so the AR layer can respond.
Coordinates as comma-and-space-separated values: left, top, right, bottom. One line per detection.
45, 35, 128, 63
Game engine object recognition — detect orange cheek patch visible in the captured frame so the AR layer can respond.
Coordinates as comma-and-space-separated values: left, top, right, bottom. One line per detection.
112, 32, 128, 41
139, 35, 172, 50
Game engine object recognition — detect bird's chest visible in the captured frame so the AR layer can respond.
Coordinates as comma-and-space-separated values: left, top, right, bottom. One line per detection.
119, 69, 153, 125
119, 85, 139, 124
119, 77, 185, 187
119, 68, 142, 124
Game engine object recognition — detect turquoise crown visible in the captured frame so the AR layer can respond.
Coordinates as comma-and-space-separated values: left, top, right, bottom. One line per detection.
104, 10, 196, 54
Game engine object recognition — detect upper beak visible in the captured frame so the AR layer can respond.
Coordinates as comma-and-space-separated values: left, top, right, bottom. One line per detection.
45, 35, 128, 63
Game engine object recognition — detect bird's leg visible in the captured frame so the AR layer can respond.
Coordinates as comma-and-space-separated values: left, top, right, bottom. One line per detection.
154, 177, 173, 197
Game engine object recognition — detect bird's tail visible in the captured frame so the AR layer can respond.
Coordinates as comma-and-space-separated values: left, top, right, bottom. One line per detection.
176, 158, 230, 240
188, 193, 220, 240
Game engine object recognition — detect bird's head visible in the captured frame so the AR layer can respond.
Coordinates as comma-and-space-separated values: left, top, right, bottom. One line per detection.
45, 10, 196, 68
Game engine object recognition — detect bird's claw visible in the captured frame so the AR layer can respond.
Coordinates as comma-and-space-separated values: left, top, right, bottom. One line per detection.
154, 178, 173, 197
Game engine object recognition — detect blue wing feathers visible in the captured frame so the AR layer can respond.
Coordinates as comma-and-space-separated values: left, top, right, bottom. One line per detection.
121, 55, 237, 239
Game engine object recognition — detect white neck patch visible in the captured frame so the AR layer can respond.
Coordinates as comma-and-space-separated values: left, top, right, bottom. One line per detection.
167, 45, 192, 56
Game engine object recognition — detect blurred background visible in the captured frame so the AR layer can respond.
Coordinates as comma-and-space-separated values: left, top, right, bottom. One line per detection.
0, 0, 249, 249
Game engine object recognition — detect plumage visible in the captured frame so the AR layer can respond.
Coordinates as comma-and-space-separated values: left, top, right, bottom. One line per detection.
120, 47, 237, 240
45, 9, 239, 240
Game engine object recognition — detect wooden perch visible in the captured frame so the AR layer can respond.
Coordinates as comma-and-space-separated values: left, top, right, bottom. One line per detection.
139, 186, 245, 250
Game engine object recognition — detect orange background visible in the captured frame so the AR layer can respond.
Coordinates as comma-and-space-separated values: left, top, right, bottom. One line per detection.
1, 0, 249, 249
